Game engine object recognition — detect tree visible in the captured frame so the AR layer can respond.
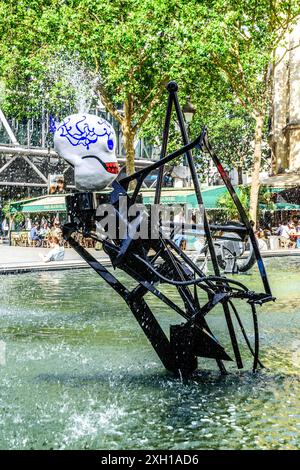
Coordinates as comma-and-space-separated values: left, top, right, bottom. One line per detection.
1, 0, 299, 214
190, 0, 300, 225
0, 0, 203, 178
217, 186, 250, 219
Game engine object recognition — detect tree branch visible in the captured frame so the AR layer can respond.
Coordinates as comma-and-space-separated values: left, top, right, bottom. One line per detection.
96, 85, 124, 125
132, 77, 168, 131
275, 40, 300, 67
211, 55, 256, 111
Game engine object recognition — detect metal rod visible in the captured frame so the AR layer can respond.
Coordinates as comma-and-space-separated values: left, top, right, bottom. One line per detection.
0, 145, 154, 167
250, 303, 260, 372
0, 108, 19, 145
154, 92, 173, 204
203, 133, 272, 295
171, 83, 243, 370
65, 229, 176, 372
228, 300, 264, 369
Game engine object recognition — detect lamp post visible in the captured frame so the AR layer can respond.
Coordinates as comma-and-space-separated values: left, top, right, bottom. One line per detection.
182, 96, 196, 125
182, 97, 196, 185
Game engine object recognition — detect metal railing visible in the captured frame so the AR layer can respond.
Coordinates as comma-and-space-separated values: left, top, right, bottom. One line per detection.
0, 109, 160, 161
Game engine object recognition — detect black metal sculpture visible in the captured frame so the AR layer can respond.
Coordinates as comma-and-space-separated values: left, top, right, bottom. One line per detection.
62, 81, 275, 376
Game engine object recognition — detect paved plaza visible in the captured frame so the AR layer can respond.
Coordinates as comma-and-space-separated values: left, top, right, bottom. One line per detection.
0, 245, 110, 274
0, 244, 299, 274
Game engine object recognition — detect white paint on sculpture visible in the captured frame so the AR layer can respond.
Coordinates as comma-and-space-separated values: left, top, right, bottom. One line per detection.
53, 113, 119, 191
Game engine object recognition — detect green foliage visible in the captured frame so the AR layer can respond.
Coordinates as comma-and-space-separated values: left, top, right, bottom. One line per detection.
217, 187, 250, 220
13, 212, 25, 226
217, 185, 277, 220
259, 186, 277, 210
1, 203, 10, 218
0, 1, 199, 119
192, 0, 300, 116
0, 0, 299, 181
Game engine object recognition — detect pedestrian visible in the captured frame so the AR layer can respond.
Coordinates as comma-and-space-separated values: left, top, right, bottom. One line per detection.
173, 210, 187, 249
1, 217, 9, 237
295, 219, 300, 249
276, 221, 291, 249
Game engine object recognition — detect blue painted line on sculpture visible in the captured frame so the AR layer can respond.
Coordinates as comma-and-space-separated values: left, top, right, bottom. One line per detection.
49, 115, 57, 133
257, 258, 266, 278
51, 115, 114, 151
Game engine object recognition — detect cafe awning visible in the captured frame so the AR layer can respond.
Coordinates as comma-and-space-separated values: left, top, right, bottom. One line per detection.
10, 194, 67, 214
141, 185, 228, 208
260, 172, 300, 187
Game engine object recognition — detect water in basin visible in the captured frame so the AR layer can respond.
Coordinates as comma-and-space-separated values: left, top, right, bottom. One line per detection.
0, 256, 299, 449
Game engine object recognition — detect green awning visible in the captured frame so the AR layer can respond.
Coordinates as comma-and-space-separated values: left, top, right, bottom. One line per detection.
141, 185, 228, 208
260, 202, 300, 210
10, 195, 67, 214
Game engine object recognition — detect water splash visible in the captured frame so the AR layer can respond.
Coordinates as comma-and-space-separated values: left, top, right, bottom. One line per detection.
0, 80, 6, 105
45, 52, 99, 113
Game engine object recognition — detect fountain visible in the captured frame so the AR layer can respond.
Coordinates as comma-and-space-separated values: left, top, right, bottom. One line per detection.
53, 81, 275, 376
1, 82, 299, 451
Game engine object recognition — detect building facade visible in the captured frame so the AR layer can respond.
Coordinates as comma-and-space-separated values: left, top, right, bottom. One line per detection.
271, 20, 300, 174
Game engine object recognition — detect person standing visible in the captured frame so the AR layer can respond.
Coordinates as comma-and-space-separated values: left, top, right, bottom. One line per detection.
295, 220, 300, 249
25, 217, 32, 230
173, 210, 187, 250
276, 221, 291, 249
1, 218, 9, 237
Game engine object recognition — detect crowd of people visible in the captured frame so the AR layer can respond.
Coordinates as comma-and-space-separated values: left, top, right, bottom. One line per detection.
255, 218, 300, 250
0, 214, 66, 262
26, 216, 63, 247
28, 217, 65, 262
2, 212, 300, 256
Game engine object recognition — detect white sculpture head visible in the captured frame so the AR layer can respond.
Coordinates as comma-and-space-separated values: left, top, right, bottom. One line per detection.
53, 113, 119, 191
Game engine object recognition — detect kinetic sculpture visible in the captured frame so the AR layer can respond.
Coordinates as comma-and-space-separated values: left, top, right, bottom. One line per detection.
54, 81, 274, 376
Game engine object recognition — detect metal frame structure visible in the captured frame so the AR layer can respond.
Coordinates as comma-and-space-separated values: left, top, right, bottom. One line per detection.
0, 109, 156, 194
62, 82, 275, 377
0, 144, 153, 189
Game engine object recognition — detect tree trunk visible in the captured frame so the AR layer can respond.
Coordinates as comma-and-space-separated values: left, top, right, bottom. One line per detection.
122, 122, 136, 177
249, 113, 264, 227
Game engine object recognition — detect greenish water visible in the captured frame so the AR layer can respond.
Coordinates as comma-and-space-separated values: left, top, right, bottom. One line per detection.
0, 257, 299, 450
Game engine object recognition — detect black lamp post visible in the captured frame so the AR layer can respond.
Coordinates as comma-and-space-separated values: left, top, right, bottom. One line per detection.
182, 97, 196, 176
182, 96, 196, 125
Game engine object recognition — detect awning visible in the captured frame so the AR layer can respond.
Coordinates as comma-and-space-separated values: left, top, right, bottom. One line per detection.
260, 172, 300, 187
9, 185, 251, 214
260, 203, 300, 210
141, 185, 228, 208
10, 195, 66, 214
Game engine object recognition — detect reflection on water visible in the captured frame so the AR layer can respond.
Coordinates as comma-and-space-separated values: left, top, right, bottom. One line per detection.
0, 257, 299, 449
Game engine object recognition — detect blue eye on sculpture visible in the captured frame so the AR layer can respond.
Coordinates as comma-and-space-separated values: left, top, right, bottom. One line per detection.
53, 113, 119, 191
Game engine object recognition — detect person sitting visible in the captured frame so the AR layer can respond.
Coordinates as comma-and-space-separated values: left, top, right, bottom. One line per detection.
29, 223, 42, 247
276, 221, 290, 249
39, 236, 65, 263
39, 222, 50, 239
288, 220, 297, 248
51, 220, 62, 241
255, 229, 268, 251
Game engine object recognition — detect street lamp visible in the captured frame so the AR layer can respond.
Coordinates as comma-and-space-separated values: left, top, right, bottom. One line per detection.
182, 97, 196, 180
182, 96, 196, 124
